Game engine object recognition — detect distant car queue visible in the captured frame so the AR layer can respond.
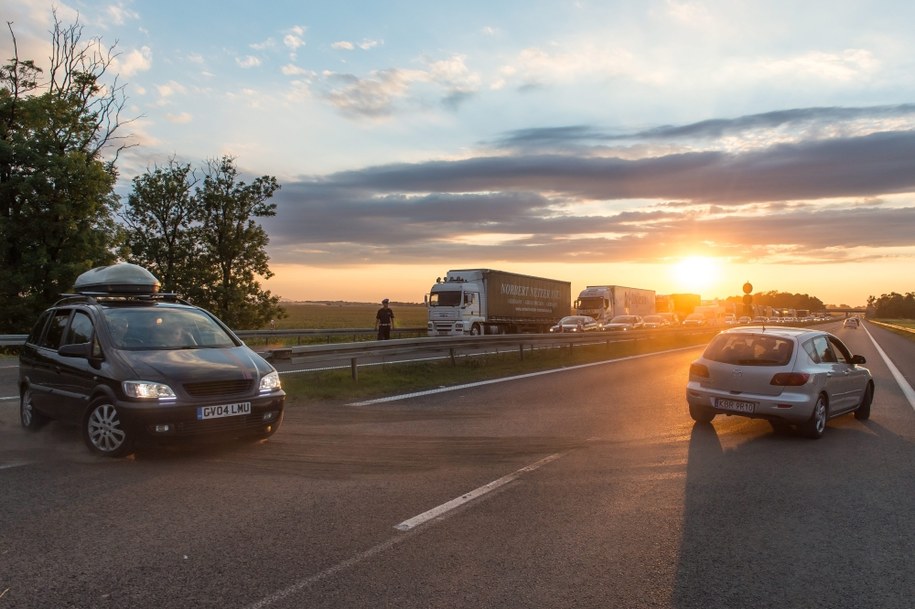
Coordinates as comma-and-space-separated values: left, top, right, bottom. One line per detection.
546, 312, 859, 332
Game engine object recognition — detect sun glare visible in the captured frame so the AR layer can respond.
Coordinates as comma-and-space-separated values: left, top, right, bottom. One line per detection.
672, 256, 721, 293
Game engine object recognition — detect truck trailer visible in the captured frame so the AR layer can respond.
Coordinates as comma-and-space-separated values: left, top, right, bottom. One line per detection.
574, 285, 655, 324
427, 269, 571, 335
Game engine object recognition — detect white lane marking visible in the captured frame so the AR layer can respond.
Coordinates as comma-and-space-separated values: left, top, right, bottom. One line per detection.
241, 533, 412, 609
242, 451, 566, 609
0, 462, 32, 470
0, 395, 18, 402
348, 346, 699, 406
394, 452, 565, 532
863, 323, 915, 412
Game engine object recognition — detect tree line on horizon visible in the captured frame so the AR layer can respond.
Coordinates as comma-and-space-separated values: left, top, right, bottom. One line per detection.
867, 292, 915, 319
0, 14, 285, 332
724, 290, 826, 314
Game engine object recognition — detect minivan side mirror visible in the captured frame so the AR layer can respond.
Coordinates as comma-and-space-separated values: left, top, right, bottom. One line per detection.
851, 354, 866, 365
58, 342, 92, 358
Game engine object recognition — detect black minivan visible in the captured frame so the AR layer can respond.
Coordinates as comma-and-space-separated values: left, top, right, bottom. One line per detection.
18, 264, 285, 457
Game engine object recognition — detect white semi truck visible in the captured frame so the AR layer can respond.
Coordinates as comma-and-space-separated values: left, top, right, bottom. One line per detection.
574, 285, 655, 324
427, 269, 571, 336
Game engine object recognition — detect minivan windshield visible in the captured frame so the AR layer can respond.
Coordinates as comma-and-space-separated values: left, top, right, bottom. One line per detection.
103, 307, 238, 350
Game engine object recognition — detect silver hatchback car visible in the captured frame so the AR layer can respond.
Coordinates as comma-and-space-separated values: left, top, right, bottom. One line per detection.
686, 326, 874, 438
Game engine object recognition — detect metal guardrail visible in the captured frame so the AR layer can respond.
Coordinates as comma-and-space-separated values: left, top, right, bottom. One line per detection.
234, 327, 427, 345
258, 328, 718, 380
0, 334, 27, 347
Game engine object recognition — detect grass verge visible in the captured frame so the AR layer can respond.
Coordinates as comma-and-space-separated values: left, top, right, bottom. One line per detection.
281, 330, 716, 405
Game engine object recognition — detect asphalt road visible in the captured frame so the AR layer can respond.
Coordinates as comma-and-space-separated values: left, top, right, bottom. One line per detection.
0, 321, 913, 608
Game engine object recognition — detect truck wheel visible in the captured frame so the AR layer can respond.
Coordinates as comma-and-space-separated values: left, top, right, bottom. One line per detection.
470, 324, 482, 336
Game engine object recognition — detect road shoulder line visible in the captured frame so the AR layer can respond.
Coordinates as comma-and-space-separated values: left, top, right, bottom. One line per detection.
863, 323, 915, 412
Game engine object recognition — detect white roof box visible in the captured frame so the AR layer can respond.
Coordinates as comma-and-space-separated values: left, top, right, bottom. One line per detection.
74, 264, 161, 295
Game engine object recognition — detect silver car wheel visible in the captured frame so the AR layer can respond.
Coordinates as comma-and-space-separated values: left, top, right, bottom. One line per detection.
85, 402, 129, 456
804, 394, 828, 439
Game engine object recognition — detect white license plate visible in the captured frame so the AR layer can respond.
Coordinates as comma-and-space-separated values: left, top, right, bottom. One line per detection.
716, 398, 756, 414
197, 402, 252, 420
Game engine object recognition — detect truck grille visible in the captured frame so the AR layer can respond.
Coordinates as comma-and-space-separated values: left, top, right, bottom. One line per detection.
431, 322, 458, 334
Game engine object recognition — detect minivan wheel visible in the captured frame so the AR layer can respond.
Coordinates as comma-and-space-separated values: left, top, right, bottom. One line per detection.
854, 383, 873, 421
84, 400, 132, 457
20, 387, 48, 431
803, 394, 828, 439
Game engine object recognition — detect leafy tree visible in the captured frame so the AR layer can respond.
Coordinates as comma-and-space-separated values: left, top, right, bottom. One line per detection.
742, 290, 826, 313
121, 160, 201, 292
194, 156, 284, 329
0, 16, 128, 331
122, 156, 285, 329
868, 292, 915, 319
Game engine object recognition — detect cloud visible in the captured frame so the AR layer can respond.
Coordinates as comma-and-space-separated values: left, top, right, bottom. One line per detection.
155, 80, 187, 101
165, 112, 193, 124
283, 26, 306, 52
112, 46, 152, 77
260, 106, 915, 269
317, 55, 480, 117
332, 39, 381, 51
104, 3, 139, 26
321, 69, 419, 117
282, 64, 312, 76
236, 55, 262, 69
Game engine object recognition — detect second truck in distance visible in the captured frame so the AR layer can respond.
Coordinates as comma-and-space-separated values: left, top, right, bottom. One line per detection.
574, 285, 655, 324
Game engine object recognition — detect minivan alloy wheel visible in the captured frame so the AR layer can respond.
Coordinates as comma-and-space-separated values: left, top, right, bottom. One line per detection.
20, 387, 47, 430
85, 401, 130, 456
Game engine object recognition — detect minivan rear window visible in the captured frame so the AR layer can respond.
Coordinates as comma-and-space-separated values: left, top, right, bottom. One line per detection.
703, 333, 794, 366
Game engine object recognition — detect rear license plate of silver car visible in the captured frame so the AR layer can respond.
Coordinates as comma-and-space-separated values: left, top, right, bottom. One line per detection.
716, 398, 756, 413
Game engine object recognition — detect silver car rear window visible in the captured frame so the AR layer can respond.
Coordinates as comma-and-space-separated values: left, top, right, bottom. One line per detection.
703, 333, 794, 366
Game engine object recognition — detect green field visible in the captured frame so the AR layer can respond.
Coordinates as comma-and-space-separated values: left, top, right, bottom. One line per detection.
273, 302, 428, 329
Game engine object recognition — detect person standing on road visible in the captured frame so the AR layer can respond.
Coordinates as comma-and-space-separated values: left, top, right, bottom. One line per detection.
375, 298, 395, 340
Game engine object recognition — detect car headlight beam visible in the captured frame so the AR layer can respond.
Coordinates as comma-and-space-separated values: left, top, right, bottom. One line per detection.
123, 380, 177, 400
259, 370, 282, 393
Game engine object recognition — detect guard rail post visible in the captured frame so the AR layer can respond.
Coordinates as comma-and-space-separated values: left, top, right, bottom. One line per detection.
351, 358, 358, 381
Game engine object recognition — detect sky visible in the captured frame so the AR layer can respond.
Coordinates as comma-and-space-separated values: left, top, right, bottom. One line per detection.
5, 1, 915, 308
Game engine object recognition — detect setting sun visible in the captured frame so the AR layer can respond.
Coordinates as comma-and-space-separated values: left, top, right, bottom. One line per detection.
671, 256, 721, 293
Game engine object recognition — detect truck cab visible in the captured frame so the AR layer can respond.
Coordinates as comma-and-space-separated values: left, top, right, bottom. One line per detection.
575, 286, 613, 324
427, 272, 485, 335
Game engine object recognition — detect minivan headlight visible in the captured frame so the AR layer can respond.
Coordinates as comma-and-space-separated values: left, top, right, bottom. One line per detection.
259, 370, 281, 393
123, 380, 177, 400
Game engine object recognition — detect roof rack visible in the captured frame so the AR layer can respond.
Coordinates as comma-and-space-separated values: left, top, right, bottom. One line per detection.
53, 292, 190, 307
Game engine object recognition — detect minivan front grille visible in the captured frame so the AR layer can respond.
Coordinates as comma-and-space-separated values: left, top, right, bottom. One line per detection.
184, 379, 253, 397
